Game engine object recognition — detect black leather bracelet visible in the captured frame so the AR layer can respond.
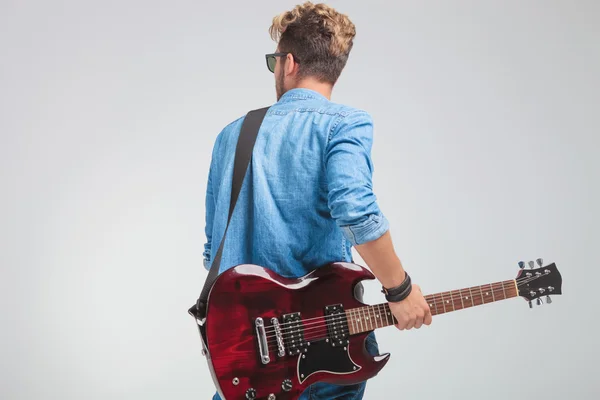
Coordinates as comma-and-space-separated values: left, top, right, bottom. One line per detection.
381, 272, 412, 303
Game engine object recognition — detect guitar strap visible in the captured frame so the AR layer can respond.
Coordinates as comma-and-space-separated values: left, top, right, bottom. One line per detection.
188, 106, 270, 322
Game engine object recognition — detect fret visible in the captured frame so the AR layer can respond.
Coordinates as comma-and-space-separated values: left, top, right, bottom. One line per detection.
458, 289, 465, 309
440, 292, 447, 313
360, 307, 366, 332
447, 291, 455, 311
347, 309, 353, 335
385, 304, 394, 326
372, 306, 378, 329
370, 306, 376, 330
468, 287, 475, 306
375, 304, 381, 327
356, 308, 363, 333
379, 304, 389, 326
461, 288, 471, 308
489, 283, 495, 302
383, 304, 390, 326
359, 307, 365, 332
501, 281, 507, 299
350, 308, 356, 335
451, 290, 461, 310
365, 307, 372, 331
370, 306, 377, 329
430, 295, 438, 316
382, 304, 389, 327
479, 285, 485, 304
367, 306, 374, 330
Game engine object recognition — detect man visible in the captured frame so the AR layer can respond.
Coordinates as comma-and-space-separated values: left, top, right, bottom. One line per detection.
203, 2, 431, 399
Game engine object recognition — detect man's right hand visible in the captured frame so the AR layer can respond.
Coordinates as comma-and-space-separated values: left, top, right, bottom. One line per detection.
388, 284, 432, 330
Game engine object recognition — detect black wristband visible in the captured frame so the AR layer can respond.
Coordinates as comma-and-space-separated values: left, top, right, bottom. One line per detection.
381, 272, 412, 303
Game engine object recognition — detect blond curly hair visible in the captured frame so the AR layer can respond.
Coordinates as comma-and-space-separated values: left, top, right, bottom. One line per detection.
269, 2, 357, 84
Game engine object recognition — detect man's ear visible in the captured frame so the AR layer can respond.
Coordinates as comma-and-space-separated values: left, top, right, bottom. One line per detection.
284, 53, 297, 76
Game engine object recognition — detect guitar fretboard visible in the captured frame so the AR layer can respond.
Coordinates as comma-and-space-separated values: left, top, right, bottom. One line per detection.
345, 279, 518, 335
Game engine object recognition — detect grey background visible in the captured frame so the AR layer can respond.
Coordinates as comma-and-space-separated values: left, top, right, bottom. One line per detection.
1, 0, 598, 399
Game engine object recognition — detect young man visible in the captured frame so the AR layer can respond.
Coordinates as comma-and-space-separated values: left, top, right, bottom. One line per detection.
203, 2, 431, 399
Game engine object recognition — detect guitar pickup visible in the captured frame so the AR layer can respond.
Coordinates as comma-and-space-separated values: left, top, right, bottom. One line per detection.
282, 312, 307, 355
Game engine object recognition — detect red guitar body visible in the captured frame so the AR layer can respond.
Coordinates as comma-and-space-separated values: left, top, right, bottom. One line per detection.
198, 262, 390, 400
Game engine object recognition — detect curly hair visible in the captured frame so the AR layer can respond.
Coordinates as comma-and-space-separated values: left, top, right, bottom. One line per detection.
269, 1, 357, 85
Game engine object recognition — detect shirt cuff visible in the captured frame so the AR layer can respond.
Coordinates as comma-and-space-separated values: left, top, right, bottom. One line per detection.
340, 212, 390, 246
202, 247, 211, 270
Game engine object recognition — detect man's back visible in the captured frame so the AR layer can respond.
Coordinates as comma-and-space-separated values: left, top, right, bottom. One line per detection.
199, 4, 431, 399
202, 88, 390, 279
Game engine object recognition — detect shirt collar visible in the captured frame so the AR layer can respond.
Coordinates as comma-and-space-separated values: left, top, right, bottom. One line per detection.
277, 88, 330, 103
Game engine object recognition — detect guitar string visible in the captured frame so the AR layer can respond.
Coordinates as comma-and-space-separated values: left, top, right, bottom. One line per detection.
264, 288, 512, 341
262, 273, 549, 349
265, 287, 517, 350
262, 281, 516, 336
264, 275, 552, 352
263, 272, 549, 335
266, 293, 504, 351
265, 288, 535, 352
261, 273, 546, 335
261, 274, 544, 336
265, 290, 521, 342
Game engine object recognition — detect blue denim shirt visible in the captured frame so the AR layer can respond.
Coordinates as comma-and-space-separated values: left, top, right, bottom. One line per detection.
203, 88, 389, 278
204, 88, 385, 399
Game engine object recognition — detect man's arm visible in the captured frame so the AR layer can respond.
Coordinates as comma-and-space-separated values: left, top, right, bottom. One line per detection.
324, 110, 431, 330
202, 130, 225, 271
354, 230, 432, 329
202, 158, 216, 270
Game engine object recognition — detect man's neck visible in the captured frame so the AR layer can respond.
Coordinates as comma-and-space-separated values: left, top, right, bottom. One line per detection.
292, 78, 333, 100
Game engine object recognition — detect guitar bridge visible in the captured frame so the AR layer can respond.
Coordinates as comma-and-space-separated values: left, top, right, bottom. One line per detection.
254, 317, 270, 364
271, 317, 286, 357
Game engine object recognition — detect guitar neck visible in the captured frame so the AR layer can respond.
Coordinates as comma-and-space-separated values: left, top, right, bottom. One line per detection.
345, 279, 518, 335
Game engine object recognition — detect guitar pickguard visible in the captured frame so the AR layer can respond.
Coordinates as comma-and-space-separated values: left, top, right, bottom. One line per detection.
297, 339, 361, 383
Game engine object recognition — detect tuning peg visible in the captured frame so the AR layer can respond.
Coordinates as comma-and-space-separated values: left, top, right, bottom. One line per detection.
519, 261, 525, 269
528, 300, 533, 308
536, 298, 543, 305
546, 295, 552, 304
536, 258, 543, 267
528, 261, 535, 269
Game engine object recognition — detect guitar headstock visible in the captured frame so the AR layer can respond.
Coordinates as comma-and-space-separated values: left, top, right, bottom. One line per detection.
515, 259, 562, 307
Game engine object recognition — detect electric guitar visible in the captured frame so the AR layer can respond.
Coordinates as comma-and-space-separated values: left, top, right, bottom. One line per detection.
192, 259, 562, 399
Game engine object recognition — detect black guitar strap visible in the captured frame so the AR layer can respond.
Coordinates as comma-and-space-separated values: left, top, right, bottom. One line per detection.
188, 106, 270, 322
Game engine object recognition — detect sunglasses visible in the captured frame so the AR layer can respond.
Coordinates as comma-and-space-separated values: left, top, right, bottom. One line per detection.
265, 52, 298, 73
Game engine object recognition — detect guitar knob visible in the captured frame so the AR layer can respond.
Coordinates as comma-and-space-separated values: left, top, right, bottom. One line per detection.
546, 295, 552, 304
536, 298, 543, 306
528, 261, 535, 269
282, 379, 293, 392
528, 300, 533, 308
245, 388, 257, 399
518, 261, 525, 269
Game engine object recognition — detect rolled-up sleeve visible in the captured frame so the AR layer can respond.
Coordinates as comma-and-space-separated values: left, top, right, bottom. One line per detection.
324, 110, 390, 246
